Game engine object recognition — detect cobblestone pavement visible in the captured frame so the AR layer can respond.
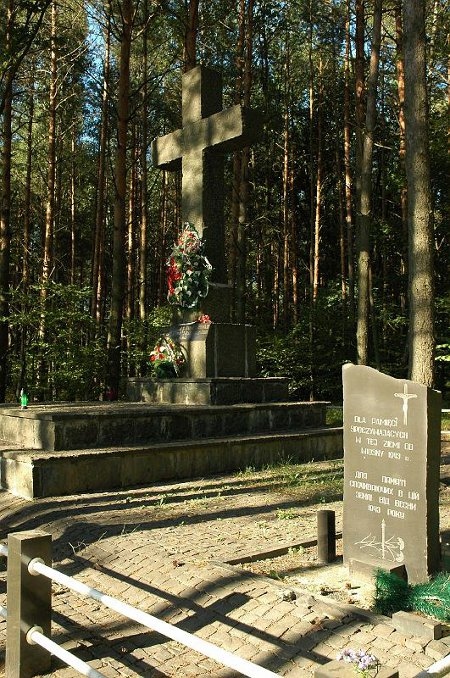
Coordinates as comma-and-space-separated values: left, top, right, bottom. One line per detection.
0, 447, 449, 678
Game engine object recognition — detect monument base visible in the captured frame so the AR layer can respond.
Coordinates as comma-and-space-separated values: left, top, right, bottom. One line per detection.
170, 322, 256, 378
126, 377, 289, 405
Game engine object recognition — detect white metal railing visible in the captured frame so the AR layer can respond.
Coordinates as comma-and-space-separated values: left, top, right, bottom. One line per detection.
415, 655, 450, 677
26, 626, 105, 678
27, 556, 277, 678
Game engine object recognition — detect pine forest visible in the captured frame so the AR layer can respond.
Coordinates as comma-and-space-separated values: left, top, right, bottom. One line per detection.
0, 0, 448, 403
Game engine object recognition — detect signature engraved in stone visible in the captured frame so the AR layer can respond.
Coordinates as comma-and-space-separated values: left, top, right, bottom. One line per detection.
355, 520, 405, 562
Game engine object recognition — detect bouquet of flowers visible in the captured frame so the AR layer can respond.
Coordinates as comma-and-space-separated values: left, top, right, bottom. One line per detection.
166, 223, 212, 309
149, 336, 186, 378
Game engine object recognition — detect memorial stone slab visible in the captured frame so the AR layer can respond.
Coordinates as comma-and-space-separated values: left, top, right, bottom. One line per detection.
342, 363, 442, 584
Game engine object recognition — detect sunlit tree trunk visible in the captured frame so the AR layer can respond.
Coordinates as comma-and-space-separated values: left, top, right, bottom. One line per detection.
107, 0, 133, 397
92, 11, 111, 328
183, 0, 198, 72
344, 0, 355, 328
70, 131, 76, 284
0, 0, 14, 401
404, 0, 435, 386
139, 0, 149, 321
355, 0, 382, 365
41, 0, 57, 293
395, 2, 407, 314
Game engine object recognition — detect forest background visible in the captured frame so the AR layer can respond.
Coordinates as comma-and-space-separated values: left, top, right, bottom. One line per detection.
0, 0, 448, 404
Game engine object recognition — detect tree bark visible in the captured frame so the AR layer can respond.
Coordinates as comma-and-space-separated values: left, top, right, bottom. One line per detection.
404, 0, 435, 386
91, 10, 111, 328
0, 0, 14, 401
183, 0, 199, 72
344, 0, 355, 327
107, 0, 133, 397
355, 0, 382, 365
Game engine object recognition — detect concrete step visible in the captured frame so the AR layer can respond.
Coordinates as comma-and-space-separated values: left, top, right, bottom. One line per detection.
0, 401, 328, 451
0, 426, 343, 499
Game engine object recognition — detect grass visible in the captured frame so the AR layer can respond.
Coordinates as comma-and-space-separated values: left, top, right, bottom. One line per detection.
442, 411, 450, 430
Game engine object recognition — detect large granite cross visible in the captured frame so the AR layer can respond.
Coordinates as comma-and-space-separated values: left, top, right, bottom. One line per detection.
152, 65, 262, 284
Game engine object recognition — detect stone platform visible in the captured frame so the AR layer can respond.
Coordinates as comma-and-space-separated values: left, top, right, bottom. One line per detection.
127, 376, 289, 405
0, 401, 343, 499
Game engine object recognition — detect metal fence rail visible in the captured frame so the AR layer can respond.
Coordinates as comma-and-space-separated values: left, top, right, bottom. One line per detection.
1, 531, 279, 678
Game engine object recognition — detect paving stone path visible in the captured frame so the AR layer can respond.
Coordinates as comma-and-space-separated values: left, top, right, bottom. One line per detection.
1, 448, 449, 678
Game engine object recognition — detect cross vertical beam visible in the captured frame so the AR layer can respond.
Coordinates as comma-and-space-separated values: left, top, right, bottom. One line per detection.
152, 65, 262, 285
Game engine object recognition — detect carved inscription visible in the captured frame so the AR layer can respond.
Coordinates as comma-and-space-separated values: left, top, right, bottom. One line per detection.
342, 364, 442, 583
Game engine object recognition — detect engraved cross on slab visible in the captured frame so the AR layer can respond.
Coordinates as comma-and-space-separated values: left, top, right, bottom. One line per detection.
152, 65, 262, 284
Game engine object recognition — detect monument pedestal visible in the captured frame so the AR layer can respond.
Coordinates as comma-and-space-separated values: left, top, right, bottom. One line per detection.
171, 322, 256, 378
127, 377, 289, 405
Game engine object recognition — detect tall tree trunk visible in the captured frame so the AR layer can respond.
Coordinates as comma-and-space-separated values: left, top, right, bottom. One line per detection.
355, 0, 382, 365
183, 0, 199, 72
107, 0, 133, 397
139, 0, 149, 322
41, 0, 57, 292
92, 11, 111, 327
70, 131, 76, 284
312, 57, 323, 304
395, 2, 407, 314
344, 0, 355, 329
404, 0, 435, 386
0, 0, 14, 401
19, 67, 35, 394
231, 0, 253, 323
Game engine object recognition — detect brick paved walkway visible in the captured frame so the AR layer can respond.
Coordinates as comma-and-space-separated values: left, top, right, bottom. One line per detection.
1, 451, 450, 678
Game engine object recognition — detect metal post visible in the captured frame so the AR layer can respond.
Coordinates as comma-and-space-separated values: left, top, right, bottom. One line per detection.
317, 510, 336, 563
6, 531, 52, 678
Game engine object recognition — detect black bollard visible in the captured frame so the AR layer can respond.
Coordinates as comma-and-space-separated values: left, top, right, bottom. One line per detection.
317, 510, 336, 563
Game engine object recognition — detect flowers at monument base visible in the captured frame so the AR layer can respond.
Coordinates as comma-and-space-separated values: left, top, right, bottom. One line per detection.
149, 336, 186, 378
197, 314, 211, 323
336, 649, 379, 677
166, 223, 212, 309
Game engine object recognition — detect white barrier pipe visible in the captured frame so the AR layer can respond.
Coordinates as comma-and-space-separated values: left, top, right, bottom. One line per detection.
415, 654, 450, 677
26, 626, 106, 678
28, 558, 278, 678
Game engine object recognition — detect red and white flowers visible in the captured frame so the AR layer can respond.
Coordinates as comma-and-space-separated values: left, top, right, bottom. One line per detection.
166, 223, 212, 309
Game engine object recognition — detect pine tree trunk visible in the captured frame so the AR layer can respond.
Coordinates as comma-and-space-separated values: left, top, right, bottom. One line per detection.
183, 0, 199, 72
404, 0, 435, 386
344, 0, 355, 328
107, 0, 132, 397
41, 0, 57, 292
139, 2, 149, 322
355, 0, 382, 365
92, 12, 110, 327
0, 0, 14, 402
395, 2, 407, 314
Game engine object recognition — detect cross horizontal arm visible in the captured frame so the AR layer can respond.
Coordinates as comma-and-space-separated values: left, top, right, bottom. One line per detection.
152, 106, 263, 170
152, 128, 183, 170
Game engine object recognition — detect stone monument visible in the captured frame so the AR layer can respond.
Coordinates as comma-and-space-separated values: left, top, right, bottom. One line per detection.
129, 64, 266, 401
342, 363, 442, 584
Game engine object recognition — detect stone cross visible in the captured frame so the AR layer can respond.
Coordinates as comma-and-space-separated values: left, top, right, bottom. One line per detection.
152, 65, 262, 284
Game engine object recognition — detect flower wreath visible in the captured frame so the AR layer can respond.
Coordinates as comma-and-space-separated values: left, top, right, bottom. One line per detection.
166, 223, 212, 309
149, 335, 186, 378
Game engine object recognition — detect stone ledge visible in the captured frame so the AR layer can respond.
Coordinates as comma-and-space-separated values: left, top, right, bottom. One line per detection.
392, 611, 444, 640
0, 427, 343, 499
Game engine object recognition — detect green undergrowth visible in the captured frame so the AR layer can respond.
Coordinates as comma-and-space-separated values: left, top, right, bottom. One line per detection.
442, 411, 450, 430
237, 458, 344, 504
